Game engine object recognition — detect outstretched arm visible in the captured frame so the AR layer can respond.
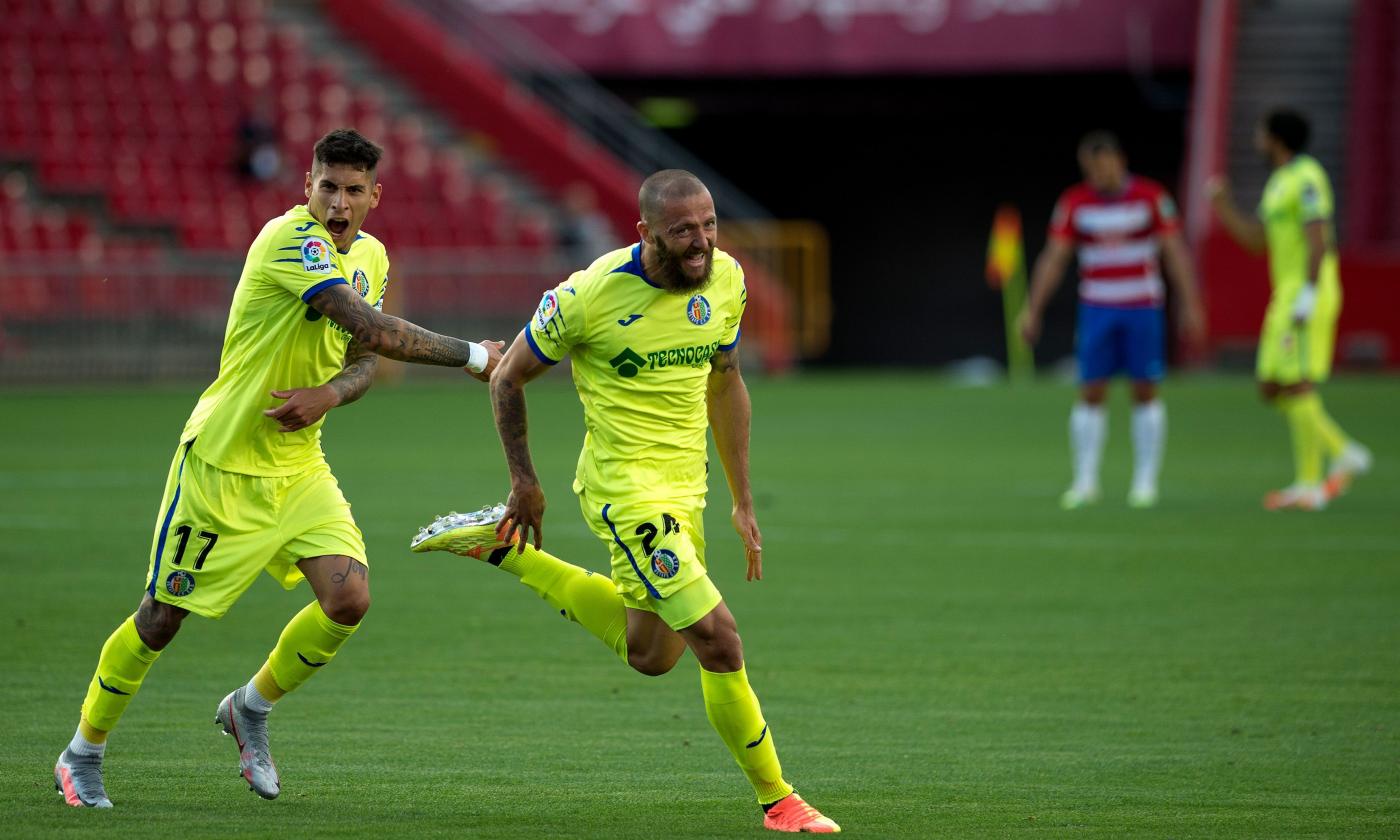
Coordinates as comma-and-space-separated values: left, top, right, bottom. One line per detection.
1207, 176, 1267, 253
491, 330, 555, 550
707, 346, 762, 581
263, 340, 379, 432
1017, 237, 1075, 345
309, 283, 500, 374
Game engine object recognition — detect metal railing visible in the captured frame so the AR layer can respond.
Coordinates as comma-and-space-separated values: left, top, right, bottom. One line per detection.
0, 250, 568, 382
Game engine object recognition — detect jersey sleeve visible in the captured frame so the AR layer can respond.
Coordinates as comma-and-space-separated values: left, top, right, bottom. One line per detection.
1297, 167, 1333, 224
373, 253, 390, 312
524, 279, 586, 365
1048, 190, 1076, 241
1151, 185, 1182, 235
719, 261, 746, 351
262, 230, 348, 302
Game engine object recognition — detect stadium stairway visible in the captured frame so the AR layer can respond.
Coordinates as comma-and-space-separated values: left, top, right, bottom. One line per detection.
1225, 0, 1353, 227
1192, 0, 1400, 370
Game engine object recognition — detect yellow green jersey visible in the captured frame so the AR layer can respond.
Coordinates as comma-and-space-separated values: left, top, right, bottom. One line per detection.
182, 205, 389, 476
525, 243, 746, 501
1258, 154, 1341, 299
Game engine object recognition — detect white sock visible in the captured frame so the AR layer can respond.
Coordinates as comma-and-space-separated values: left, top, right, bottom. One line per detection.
1070, 402, 1107, 493
1131, 399, 1166, 493
68, 728, 105, 758
243, 679, 275, 715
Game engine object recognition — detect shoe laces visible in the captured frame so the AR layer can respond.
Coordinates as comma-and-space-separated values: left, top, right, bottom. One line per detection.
234, 699, 274, 766
65, 751, 108, 794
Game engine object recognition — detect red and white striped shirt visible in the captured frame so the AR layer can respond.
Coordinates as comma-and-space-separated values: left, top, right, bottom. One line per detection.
1049, 176, 1180, 309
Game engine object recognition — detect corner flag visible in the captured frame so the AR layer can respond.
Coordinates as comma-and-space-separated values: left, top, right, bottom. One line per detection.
986, 204, 1033, 382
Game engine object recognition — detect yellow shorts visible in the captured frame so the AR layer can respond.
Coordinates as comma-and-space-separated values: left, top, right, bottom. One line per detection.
1256, 293, 1339, 386
578, 488, 722, 631
143, 441, 366, 619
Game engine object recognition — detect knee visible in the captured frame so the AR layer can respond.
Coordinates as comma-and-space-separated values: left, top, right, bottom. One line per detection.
1258, 381, 1280, 402
320, 587, 370, 626
1131, 382, 1157, 404
1080, 384, 1108, 405
694, 633, 744, 673
630, 646, 683, 680
135, 597, 187, 650
632, 655, 674, 674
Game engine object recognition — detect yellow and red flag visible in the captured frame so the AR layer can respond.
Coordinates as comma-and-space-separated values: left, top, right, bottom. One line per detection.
985, 204, 1033, 381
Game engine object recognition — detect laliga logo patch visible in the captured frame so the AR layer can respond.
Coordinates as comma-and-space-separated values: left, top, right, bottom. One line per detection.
535, 289, 560, 330
351, 268, 370, 298
650, 548, 680, 579
165, 569, 196, 597
301, 237, 333, 275
687, 294, 711, 326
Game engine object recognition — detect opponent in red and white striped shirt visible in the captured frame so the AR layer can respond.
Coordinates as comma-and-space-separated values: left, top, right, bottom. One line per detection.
1018, 131, 1205, 510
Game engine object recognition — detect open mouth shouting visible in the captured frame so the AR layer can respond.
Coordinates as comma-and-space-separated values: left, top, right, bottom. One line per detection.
683, 248, 709, 276
326, 217, 350, 239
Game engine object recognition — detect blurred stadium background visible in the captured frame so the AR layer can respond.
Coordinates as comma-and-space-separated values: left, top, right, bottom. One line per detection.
2, 0, 1396, 381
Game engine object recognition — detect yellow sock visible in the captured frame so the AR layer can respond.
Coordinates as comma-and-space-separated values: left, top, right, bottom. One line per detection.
496, 545, 628, 663
1278, 394, 1323, 485
1299, 392, 1348, 459
699, 665, 794, 805
79, 614, 161, 735
263, 602, 358, 696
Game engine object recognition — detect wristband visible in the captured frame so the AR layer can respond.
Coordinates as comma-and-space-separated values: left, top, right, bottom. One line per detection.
465, 341, 489, 373
1291, 284, 1317, 321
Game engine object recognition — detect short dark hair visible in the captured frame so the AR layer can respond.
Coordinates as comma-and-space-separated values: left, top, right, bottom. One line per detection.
312, 128, 383, 176
1078, 130, 1122, 156
1264, 108, 1310, 153
639, 169, 708, 226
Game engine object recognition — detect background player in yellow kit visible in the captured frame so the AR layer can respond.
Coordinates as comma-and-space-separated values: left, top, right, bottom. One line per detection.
54, 129, 504, 808
412, 170, 840, 833
1209, 109, 1372, 510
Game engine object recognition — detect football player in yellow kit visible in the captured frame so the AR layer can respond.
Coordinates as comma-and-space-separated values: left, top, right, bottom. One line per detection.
55, 129, 503, 808
414, 170, 839, 833
1210, 109, 1372, 510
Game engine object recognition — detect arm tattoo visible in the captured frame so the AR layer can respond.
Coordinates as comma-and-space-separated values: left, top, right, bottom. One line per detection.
327, 341, 379, 407
311, 284, 475, 366
710, 347, 741, 378
491, 373, 540, 485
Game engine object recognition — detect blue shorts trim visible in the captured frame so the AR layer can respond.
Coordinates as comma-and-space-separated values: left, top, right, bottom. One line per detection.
601, 503, 662, 599
147, 444, 192, 596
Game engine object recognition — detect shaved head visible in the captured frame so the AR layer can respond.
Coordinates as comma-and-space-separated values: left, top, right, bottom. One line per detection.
639, 169, 709, 226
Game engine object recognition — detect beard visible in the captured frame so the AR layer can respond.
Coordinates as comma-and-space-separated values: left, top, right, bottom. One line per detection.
650, 235, 714, 294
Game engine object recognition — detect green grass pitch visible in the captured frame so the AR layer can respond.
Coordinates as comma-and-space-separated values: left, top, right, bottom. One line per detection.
1, 374, 1397, 838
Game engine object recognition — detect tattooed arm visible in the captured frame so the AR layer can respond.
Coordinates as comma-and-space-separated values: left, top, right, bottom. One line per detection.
707, 346, 763, 581
309, 283, 500, 370
490, 330, 555, 550
263, 339, 378, 432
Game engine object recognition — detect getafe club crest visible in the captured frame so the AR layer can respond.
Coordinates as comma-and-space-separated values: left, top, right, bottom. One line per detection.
536, 289, 560, 330
301, 237, 333, 274
351, 268, 370, 298
651, 548, 680, 579
687, 294, 711, 326
165, 569, 196, 597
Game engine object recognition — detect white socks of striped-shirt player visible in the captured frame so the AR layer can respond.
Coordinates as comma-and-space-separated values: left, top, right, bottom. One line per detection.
1070, 400, 1166, 497
1130, 400, 1166, 497
1069, 402, 1107, 496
